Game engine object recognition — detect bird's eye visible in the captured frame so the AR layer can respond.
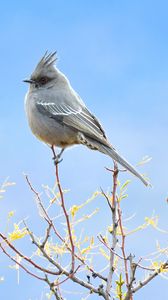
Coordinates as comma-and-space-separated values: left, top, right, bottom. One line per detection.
39, 76, 49, 85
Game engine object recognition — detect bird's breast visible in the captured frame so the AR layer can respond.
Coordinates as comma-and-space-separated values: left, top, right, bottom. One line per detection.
25, 93, 78, 147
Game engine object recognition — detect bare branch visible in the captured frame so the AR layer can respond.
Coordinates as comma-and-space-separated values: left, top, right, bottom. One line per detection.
98, 234, 125, 261
51, 146, 75, 274
0, 243, 45, 281
45, 275, 64, 300
1, 153, 166, 300
0, 233, 61, 276
105, 162, 119, 299
132, 261, 168, 294
25, 175, 51, 223
124, 255, 137, 300
41, 223, 52, 249
26, 223, 107, 299
117, 197, 129, 287
25, 171, 106, 283
100, 187, 112, 211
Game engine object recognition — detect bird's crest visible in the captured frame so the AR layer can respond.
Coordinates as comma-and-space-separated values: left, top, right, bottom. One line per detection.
31, 51, 58, 79
36, 51, 57, 69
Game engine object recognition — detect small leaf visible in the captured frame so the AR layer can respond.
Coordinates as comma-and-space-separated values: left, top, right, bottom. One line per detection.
120, 180, 131, 191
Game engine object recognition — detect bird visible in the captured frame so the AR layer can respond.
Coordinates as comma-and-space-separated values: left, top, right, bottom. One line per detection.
24, 51, 149, 186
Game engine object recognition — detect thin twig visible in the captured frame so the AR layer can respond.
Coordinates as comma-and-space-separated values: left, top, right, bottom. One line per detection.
0, 244, 45, 281
25, 175, 107, 282
0, 233, 61, 276
41, 223, 52, 249
50, 213, 107, 282
117, 199, 129, 288
98, 235, 157, 277
124, 255, 137, 300
45, 275, 63, 300
132, 261, 168, 294
51, 146, 75, 274
105, 162, 118, 299
98, 235, 125, 261
25, 175, 51, 223
52, 265, 82, 288
26, 225, 107, 299
100, 188, 112, 211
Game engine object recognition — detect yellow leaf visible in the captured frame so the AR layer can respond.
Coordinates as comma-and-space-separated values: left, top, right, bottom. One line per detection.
145, 216, 158, 227
70, 205, 80, 217
8, 224, 27, 241
90, 236, 94, 245
108, 225, 113, 233
81, 245, 91, 255
8, 211, 14, 218
99, 247, 110, 260
120, 180, 131, 191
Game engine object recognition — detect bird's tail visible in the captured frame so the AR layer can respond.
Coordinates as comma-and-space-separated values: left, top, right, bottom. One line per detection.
78, 132, 149, 186
99, 144, 149, 186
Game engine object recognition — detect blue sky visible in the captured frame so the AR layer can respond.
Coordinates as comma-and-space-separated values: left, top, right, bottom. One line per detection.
0, 1, 168, 299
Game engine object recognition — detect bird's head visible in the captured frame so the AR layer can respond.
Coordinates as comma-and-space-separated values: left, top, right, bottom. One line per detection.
23, 51, 58, 89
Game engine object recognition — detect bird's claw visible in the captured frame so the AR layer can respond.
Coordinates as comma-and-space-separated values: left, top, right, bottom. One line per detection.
51, 147, 65, 166
53, 155, 63, 165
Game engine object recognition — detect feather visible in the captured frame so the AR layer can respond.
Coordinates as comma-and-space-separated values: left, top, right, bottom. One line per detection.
36, 51, 57, 70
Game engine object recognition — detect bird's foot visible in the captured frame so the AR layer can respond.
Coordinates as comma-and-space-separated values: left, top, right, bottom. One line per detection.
53, 155, 63, 166
51, 147, 65, 166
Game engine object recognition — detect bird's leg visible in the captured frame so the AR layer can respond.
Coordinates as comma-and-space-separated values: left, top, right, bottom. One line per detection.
56, 148, 65, 164
51, 146, 65, 165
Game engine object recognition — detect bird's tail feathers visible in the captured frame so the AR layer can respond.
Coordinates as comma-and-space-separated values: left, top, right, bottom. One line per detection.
99, 144, 149, 186
78, 133, 149, 186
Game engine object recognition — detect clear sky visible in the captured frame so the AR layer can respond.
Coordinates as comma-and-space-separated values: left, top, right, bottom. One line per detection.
0, 1, 168, 299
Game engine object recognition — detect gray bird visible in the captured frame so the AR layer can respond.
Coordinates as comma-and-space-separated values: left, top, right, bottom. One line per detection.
24, 51, 149, 186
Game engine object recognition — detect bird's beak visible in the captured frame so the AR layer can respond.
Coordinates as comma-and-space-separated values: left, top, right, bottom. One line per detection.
23, 79, 36, 84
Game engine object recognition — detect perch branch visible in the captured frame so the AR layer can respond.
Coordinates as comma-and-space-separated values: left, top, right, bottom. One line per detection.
51, 146, 75, 274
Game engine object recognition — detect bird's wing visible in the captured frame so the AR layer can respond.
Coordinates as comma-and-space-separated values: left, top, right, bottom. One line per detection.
36, 99, 108, 143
